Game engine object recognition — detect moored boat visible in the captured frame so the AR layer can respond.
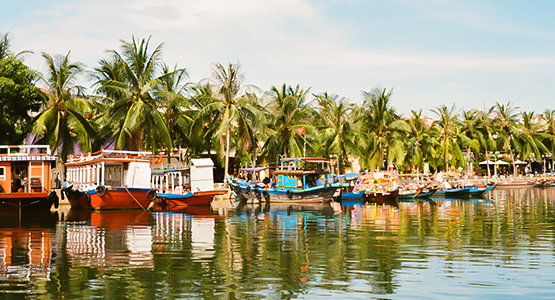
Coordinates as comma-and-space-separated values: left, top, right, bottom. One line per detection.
0, 145, 59, 213
228, 157, 343, 203
64, 150, 155, 210
151, 158, 227, 210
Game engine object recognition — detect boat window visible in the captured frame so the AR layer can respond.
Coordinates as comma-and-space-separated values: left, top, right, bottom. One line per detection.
0, 167, 4, 180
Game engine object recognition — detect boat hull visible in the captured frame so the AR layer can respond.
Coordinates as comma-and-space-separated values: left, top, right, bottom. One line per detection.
433, 187, 471, 197
154, 190, 227, 208
365, 189, 399, 204
66, 188, 152, 210
231, 183, 337, 203
0, 192, 58, 213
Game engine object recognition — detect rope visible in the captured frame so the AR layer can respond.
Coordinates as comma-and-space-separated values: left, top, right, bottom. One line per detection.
124, 187, 147, 210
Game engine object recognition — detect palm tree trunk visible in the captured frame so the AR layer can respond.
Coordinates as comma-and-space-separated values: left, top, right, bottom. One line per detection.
224, 128, 230, 176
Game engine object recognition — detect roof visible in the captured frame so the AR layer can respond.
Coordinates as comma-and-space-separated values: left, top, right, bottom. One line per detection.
280, 157, 331, 163
0, 155, 57, 162
239, 167, 273, 172
190, 158, 214, 167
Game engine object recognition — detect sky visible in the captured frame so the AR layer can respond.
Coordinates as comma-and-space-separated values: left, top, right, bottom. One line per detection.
2, 0, 555, 117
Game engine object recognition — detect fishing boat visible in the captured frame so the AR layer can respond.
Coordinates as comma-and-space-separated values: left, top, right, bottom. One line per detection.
64, 150, 155, 210
0, 145, 59, 213
150, 158, 227, 210
396, 186, 438, 200
433, 187, 471, 197
225, 166, 274, 202
468, 185, 496, 196
228, 157, 343, 203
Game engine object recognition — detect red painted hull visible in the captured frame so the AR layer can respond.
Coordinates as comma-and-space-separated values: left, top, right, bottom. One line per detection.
0, 193, 56, 213
68, 189, 152, 210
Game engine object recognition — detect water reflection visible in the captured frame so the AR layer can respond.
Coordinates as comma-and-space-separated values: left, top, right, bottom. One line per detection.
0, 188, 554, 299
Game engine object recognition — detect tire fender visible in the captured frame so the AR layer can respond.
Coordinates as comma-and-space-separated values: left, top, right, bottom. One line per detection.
146, 189, 157, 202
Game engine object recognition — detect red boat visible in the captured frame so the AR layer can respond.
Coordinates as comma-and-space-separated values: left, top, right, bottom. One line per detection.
151, 158, 227, 210
64, 150, 155, 210
0, 145, 59, 213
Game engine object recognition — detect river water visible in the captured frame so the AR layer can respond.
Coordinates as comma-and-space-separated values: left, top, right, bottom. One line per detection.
0, 187, 554, 299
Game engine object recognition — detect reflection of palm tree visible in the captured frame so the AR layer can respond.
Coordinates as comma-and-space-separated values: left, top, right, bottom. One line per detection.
96, 36, 174, 151
314, 92, 355, 174
32, 52, 94, 161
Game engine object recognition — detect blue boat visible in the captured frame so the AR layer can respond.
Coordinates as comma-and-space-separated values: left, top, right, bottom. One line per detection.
228, 158, 344, 203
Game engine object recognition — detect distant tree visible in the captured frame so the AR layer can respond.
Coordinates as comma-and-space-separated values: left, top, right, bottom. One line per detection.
0, 57, 44, 144
0, 32, 43, 145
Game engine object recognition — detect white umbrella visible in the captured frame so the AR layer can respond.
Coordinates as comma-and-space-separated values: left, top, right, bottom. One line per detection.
514, 159, 527, 165
495, 160, 509, 165
479, 160, 495, 165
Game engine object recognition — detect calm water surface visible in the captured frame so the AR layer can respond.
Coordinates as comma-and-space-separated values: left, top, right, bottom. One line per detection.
0, 187, 554, 299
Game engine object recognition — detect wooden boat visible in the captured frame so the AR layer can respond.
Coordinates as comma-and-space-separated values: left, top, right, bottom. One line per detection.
0, 145, 59, 213
228, 157, 343, 203
397, 187, 437, 200
533, 180, 555, 188
151, 158, 227, 210
433, 187, 471, 197
365, 188, 399, 204
468, 185, 495, 196
64, 150, 155, 210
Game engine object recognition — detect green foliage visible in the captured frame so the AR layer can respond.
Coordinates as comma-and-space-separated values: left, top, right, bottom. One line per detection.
0, 57, 43, 144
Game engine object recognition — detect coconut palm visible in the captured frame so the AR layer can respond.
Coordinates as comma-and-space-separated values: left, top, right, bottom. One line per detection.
313, 92, 356, 174
542, 109, 555, 172
357, 87, 408, 171
430, 104, 468, 171
475, 106, 499, 177
405, 110, 436, 173
518, 111, 548, 168
259, 84, 314, 162
32, 52, 94, 161
95, 36, 174, 152
493, 102, 521, 175
199, 62, 260, 176
459, 109, 482, 173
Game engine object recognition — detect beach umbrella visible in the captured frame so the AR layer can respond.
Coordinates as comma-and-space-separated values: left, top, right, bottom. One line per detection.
495, 160, 509, 165
479, 160, 495, 165
513, 159, 527, 165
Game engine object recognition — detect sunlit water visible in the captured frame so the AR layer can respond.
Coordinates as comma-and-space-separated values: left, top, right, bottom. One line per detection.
0, 187, 554, 299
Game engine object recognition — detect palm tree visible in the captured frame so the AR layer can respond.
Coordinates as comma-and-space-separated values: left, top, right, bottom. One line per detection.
314, 92, 355, 174
200, 62, 260, 176
459, 110, 482, 174
357, 87, 408, 171
32, 52, 95, 161
542, 110, 555, 172
430, 104, 467, 171
405, 110, 436, 173
493, 102, 521, 175
475, 106, 498, 177
518, 111, 548, 170
259, 84, 314, 162
94, 36, 174, 152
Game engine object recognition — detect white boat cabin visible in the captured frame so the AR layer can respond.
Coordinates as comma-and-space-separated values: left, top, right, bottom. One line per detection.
151, 158, 216, 194
65, 150, 152, 192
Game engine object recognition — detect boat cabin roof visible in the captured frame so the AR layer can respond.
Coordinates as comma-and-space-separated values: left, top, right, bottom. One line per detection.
279, 157, 331, 163
0, 145, 56, 162
66, 150, 151, 166
239, 166, 273, 172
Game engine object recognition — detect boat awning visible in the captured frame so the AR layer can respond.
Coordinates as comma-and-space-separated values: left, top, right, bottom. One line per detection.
0, 155, 57, 162
239, 167, 273, 172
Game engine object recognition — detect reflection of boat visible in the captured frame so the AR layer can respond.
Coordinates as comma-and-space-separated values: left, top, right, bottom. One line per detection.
228, 158, 342, 203
0, 211, 58, 282
0, 145, 59, 213
234, 202, 335, 216
66, 209, 154, 227
64, 150, 154, 210
65, 209, 154, 267
151, 158, 227, 209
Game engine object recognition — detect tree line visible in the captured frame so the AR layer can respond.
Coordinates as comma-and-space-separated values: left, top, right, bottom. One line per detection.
2, 33, 555, 175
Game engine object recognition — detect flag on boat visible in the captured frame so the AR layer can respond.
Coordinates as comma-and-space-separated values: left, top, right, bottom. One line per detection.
154, 154, 163, 165
297, 126, 305, 135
